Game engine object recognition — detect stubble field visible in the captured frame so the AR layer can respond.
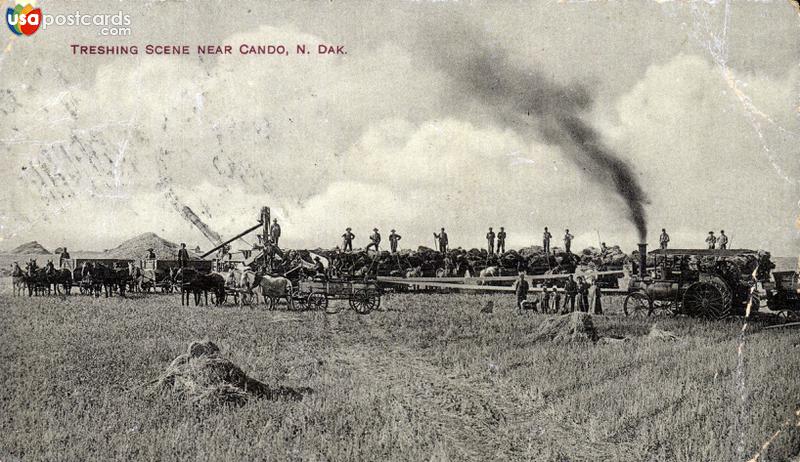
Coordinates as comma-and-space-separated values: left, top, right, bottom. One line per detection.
1, 284, 799, 461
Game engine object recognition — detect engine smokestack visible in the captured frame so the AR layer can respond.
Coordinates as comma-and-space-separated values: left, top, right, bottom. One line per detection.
638, 243, 647, 279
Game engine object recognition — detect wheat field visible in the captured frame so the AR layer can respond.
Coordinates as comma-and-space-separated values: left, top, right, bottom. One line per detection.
1, 286, 798, 461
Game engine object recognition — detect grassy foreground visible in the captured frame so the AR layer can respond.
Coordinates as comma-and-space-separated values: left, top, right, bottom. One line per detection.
1, 288, 798, 461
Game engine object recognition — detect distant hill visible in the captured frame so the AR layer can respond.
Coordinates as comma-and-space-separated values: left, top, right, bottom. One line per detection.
104, 232, 204, 260
10, 241, 50, 254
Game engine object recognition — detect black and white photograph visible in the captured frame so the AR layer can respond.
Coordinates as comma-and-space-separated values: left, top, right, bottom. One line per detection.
1, 0, 799, 460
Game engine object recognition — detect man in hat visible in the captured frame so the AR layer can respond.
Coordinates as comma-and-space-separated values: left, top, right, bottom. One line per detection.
589, 277, 604, 315
313, 256, 326, 278
270, 218, 282, 247
434, 228, 449, 253
563, 274, 578, 313
659, 228, 670, 250
514, 271, 529, 312
577, 276, 590, 312
366, 228, 381, 253
342, 228, 355, 252
177, 243, 190, 268
497, 227, 507, 254
564, 229, 574, 254
59, 247, 71, 268
486, 227, 496, 254
718, 230, 728, 249
543, 227, 552, 254
705, 231, 716, 249
389, 229, 402, 253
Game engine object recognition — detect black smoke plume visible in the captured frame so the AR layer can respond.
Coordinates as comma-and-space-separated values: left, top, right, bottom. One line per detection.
423, 24, 649, 241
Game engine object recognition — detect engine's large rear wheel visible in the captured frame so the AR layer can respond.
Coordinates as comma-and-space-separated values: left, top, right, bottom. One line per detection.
682, 280, 732, 320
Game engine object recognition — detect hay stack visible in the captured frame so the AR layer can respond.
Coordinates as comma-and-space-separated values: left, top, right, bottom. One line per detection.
646, 325, 680, 342
536, 312, 599, 344
154, 340, 309, 405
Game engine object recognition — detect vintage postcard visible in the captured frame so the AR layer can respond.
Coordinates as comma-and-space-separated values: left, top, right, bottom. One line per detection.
1, 1, 798, 461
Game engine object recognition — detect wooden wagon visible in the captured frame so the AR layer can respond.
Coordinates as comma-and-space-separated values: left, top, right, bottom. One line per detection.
292, 278, 381, 314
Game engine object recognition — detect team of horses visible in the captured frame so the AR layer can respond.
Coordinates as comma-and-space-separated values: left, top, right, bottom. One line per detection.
11, 260, 294, 309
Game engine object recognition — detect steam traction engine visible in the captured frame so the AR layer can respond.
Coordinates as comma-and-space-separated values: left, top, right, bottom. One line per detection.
623, 244, 771, 320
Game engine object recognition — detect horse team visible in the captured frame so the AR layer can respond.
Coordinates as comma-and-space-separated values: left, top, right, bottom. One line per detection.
11, 260, 294, 309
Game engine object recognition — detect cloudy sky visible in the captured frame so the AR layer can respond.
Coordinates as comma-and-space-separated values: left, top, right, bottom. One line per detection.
1, 0, 798, 255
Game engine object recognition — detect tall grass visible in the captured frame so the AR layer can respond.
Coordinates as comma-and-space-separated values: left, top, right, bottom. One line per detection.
1, 290, 798, 461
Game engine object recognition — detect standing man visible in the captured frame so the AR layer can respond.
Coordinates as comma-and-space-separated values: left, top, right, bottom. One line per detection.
366, 228, 381, 253
486, 227, 496, 254
177, 243, 190, 268
434, 228, 449, 254
497, 227, 507, 254
563, 275, 578, 313
543, 227, 552, 254
270, 218, 282, 247
313, 256, 326, 278
588, 277, 603, 315
551, 283, 561, 313
659, 229, 670, 249
705, 231, 717, 249
59, 247, 71, 268
514, 271, 529, 312
342, 228, 355, 252
540, 285, 551, 314
564, 229, 574, 254
577, 276, 589, 312
718, 230, 728, 249
389, 229, 402, 253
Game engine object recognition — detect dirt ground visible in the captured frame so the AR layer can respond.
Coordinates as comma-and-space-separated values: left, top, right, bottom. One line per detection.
1, 283, 798, 461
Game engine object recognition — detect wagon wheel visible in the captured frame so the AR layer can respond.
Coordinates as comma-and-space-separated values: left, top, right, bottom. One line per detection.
291, 290, 307, 311
682, 280, 732, 320
623, 291, 651, 318
650, 299, 676, 317
349, 289, 377, 315
308, 292, 334, 313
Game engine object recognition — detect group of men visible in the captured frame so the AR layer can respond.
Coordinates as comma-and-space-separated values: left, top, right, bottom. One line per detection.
485, 227, 507, 254
514, 272, 603, 314
540, 227, 574, 254
342, 228, 404, 253
705, 230, 729, 249
657, 228, 730, 250
337, 225, 579, 256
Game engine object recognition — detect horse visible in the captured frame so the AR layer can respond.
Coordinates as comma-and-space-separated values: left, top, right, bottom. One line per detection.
253, 274, 294, 310
216, 266, 293, 309
23, 262, 48, 296
49, 268, 73, 295
175, 268, 225, 306
477, 266, 500, 286
11, 263, 25, 296
127, 262, 145, 293
93, 263, 129, 298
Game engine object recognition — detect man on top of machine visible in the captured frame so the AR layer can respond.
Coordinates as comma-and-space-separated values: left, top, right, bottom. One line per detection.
497, 227, 507, 254
659, 229, 670, 249
705, 231, 717, 249
270, 218, 282, 247
718, 230, 728, 249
